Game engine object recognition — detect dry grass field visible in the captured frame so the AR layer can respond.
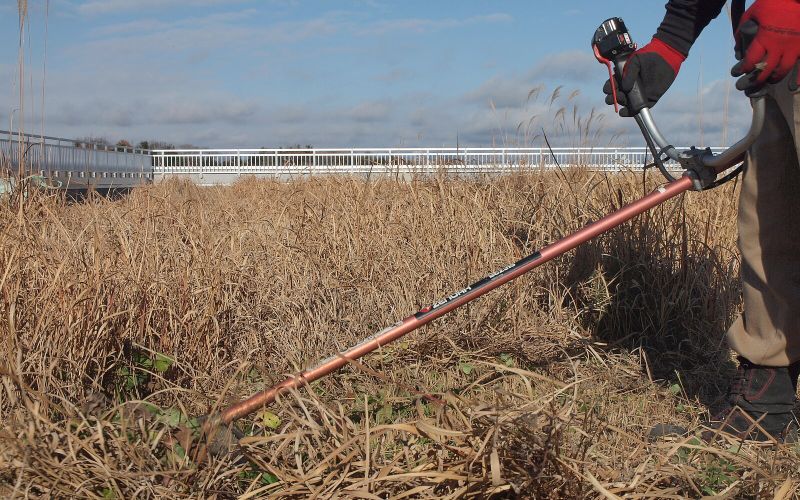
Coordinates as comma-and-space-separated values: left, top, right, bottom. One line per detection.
1, 171, 799, 498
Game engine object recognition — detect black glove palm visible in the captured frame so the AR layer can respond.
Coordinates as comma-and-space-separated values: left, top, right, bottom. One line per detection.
603, 38, 685, 117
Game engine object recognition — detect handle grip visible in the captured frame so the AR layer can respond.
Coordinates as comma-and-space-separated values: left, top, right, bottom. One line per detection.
732, 21, 769, 98
613, 56, 648, 115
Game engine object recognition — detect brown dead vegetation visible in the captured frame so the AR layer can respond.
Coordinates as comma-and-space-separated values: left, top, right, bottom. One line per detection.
1, 171, 798, 498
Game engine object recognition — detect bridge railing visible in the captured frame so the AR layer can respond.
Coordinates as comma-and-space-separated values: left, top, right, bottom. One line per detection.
1, 137, 731, 189
152, 147, 727, 178
0, 130, 153, 188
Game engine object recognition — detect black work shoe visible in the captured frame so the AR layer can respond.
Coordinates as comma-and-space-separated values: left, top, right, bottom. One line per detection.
650, 357, 800, 443
701, 357, 800, 442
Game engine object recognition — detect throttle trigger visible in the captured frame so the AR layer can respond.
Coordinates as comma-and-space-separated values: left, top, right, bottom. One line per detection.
593, 45, 620, 113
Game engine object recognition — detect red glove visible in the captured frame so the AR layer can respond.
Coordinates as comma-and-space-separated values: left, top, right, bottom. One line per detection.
735, 0, 800, 90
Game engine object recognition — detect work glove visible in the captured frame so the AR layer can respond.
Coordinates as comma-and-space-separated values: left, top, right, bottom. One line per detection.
603, 38, 686, 116
731, 0, 800, 93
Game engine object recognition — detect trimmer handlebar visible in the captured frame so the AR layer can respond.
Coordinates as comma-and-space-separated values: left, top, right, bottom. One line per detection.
592, 17, 766, 189
637, 99, 765, 171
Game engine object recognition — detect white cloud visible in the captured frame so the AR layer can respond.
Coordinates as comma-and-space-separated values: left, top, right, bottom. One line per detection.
374, 68, 414, 83
527, 51, 598, 83
462, 51, 599, 110
156, 96, 260, 125
649, 78, 750, 147
358, 13, 512, 36
76, 0, 253, 16
347, 100, 393, 123
70, 10, 345, 64
3, 56, 750, 150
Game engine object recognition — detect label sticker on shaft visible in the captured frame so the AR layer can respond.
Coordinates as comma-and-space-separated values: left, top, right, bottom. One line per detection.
414, 251, 542, 319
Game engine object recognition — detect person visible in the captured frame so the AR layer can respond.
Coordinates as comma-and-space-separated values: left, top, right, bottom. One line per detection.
604, 0, 800, 442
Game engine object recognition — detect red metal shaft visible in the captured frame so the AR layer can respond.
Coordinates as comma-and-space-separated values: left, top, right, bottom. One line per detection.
221, 175, 695, 424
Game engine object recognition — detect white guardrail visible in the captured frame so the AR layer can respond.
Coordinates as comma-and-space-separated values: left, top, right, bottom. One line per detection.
152, 147, 728, 180
0, 129, 153, 189
1, 133, 730, 189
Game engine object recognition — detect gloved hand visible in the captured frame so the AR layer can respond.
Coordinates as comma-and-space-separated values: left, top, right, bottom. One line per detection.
603, 38, 686, 116
731, 0, 800, 93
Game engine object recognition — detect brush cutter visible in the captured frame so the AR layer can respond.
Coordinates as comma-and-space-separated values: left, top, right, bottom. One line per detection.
193, 18, 767, 458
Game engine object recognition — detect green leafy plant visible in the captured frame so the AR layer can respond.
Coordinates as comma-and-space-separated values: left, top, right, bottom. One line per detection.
239, 468, 279, 486
499, 353, 515, 367
697, 458, 737, 495
258, 410, 281, 430
675, 437, 702, 463
114, 349, 175, 398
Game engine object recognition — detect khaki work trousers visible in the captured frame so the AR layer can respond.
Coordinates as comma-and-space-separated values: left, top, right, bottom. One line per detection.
726, 82, 800, 367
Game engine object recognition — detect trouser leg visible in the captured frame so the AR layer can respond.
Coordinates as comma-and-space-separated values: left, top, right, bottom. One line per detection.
726, 83, 800, 366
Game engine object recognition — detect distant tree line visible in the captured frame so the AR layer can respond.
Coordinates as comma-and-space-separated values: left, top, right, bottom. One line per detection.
71, 137, 319, 153
71, 137, 203, 153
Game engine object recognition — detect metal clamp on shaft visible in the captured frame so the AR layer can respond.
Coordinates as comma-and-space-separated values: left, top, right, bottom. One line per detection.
679, 147, 717, 191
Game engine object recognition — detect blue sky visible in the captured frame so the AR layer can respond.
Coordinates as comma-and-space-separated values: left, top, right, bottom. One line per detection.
0, 1, 749, 148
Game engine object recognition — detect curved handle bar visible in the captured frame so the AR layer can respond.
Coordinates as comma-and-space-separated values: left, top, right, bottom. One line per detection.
612, 47, 765, 175
636, 109, 679, 160
636, 98, 764, 172
703, 97, 764, 170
